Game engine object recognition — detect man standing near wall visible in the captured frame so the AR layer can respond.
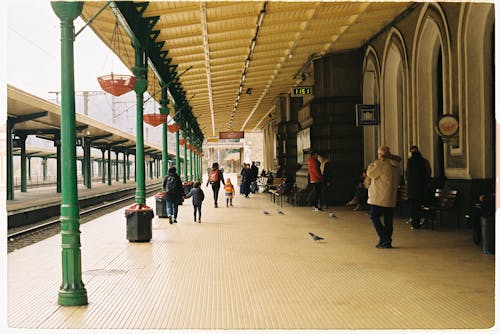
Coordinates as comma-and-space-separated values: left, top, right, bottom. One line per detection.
308, 151, 323, 211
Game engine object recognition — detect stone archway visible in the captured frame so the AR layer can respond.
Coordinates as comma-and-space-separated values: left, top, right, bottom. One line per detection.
413, 4, 452, 182
362, 47, 381, 165
381, 29, 409, 168
462, 3, 494, 179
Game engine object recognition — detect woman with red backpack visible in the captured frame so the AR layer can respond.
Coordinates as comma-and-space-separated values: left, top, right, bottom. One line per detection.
206, 162, 225, 208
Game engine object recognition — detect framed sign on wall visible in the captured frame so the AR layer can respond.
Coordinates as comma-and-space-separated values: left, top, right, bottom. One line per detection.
355, 104, 379, 126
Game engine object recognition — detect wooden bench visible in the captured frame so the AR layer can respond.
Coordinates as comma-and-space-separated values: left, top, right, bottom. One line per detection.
421, 188, 459, 230
268, 177, 284, 206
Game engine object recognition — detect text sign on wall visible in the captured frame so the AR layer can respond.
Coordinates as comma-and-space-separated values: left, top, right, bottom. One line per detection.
219, 131, 245, 139
355, 104, 380, 126
291, 86, 313, 97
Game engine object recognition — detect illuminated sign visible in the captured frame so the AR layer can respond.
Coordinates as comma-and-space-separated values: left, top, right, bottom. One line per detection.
219, 131, 245, 139
436, 115, 459, 138
291, 86, 313, 97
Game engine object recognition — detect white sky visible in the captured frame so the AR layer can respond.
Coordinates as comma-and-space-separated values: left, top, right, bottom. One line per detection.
7, 0, 130, 100
4, 0, 170, 147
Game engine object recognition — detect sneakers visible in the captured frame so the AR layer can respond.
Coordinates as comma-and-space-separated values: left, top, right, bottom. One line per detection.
169, 216, 173, 224
353, 204, 360, 211
174, 219, 178, 223
312, 207, 321, 212
198, 220, 201, 223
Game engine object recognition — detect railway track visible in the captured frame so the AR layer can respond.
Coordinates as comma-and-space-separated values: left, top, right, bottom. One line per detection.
8, 184, 162, 252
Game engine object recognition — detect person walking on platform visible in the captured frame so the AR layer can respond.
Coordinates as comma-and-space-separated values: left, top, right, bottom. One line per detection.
250, 162, 259, 193
241, 163, 253, 198
317, 153, 332, 210
225, 178, 235, 207
406, 145, 432, 229
163, 166, 184, 224
185, 181, 205, 223
366, 146, 401, 249
206, 162, 225, 208
308, 151, 323, 211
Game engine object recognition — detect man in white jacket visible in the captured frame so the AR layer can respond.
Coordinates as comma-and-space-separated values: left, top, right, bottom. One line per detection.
366, 146, 401, 249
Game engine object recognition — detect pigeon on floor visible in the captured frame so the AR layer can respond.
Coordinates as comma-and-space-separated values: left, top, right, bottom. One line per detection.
328, 211, 337, 218
277, 209, 285, 215
308, 232, 324, 241
263, 210, 271, 215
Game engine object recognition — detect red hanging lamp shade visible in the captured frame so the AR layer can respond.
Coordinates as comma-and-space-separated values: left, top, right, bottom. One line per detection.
167, 123, 180, 133
179, 138, 187, 146
97, 73, 136, 96
143, 114, 168, 127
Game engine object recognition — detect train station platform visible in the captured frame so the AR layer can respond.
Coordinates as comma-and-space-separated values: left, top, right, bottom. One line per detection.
6, 191, 496, 331
6, 178, 162, 215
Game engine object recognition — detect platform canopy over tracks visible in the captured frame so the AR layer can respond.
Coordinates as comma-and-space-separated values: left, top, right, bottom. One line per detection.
7, 85, 165, 157
81, 1, 413, 138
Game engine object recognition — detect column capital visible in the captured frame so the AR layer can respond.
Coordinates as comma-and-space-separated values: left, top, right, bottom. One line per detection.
51, 1, 83, 22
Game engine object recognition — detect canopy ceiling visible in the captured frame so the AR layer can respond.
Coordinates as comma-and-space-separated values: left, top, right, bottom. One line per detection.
81, 1, 412, 139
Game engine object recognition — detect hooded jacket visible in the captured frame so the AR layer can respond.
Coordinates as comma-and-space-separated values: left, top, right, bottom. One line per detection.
366, 155, 401, 208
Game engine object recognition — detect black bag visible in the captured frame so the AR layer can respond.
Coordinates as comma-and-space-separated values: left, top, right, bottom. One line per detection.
166, 176, 176, 194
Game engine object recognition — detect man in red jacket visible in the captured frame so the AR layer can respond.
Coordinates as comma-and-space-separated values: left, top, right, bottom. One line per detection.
308, 151, 323, 211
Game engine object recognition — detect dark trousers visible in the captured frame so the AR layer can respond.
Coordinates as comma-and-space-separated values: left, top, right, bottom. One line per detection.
409, 198, 423, 227
193, 204, 202, 221
370, 205, 394, 245
211, 184, 220, 206
243, 181, 251, 197
312, 182, 322, 208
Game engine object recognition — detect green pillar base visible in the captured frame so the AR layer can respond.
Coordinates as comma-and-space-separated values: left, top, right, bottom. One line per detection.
58, 288, 88, 306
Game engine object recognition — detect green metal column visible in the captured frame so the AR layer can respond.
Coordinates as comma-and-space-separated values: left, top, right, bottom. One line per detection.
84, 137, 91, 189
100, 149, 106, 183
56, 134, 61, 193
20, 135, 27, 192
189, 145, 193, 181
132, 43, 148, 204
175, 130, 181, 176
183, 135, 188, 181
107, 148, 112, 186
123, 150, 127, 184
51, 1, 87, 306
126, 153, 130, 181
115, 151, 119, 182
149, 157, 153, 179
42, 158, 47, 181
28, 157, 32, 181
6, 118, 14, 200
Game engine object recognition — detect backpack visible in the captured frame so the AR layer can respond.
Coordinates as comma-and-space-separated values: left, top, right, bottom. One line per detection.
165, 176, 177, 194
209, 170, 219, 184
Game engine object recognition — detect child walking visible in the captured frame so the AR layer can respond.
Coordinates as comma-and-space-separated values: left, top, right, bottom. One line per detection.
185, 181, 205, 223
225, 178, 235, 207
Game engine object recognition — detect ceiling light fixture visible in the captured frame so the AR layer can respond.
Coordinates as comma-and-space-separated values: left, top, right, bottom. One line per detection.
200, 2, 216, 136
228, 1, 268, 129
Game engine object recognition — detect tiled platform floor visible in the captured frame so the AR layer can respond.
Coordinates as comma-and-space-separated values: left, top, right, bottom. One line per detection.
7, 191, 496, 330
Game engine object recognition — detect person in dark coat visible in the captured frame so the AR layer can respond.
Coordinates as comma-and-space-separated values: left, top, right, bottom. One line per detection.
163, 166, 184, 224
185, 181, 205, 223
406, 146, 432, 229
241, 164, 253, 198
250, 162, 259, 193
206, 162, 225, 208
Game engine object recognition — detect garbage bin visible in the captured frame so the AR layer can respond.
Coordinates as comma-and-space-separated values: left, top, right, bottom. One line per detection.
480, 214, 495, 254
155, 191, 167, 218
125, 204, 153, 242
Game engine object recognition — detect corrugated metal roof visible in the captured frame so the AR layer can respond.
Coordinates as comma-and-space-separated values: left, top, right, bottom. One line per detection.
81, 1, 412, 139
